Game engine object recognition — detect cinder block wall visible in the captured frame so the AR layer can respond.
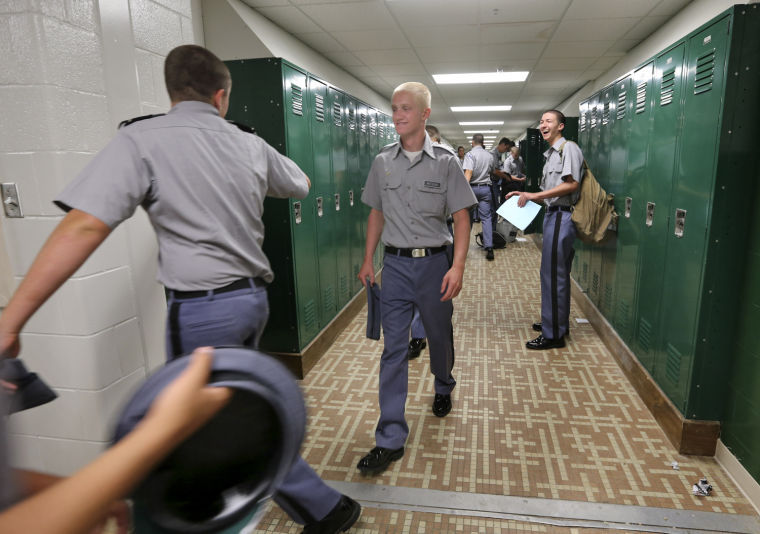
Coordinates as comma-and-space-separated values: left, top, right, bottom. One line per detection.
0, 0, 200, 476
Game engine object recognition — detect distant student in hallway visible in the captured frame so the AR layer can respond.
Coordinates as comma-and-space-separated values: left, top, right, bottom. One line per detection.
463, 133, 496, 260
506, 110, 583, 350
357, 82, 475, 475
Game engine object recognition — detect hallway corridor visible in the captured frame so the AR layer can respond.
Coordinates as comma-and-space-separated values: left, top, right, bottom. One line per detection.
255, 232, 760, 533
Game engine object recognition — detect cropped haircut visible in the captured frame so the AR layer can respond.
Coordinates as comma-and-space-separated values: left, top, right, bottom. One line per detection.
392, 82, 431, 111
425, 124, 441, 142
164, 45, 231, 104
472, 133, 485, 146
543, 109, 566, 125
498, 137, 513, 147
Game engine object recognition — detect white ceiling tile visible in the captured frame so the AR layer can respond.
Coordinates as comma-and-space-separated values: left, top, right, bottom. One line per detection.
352, 48, 418, 65
331, 28, 410, 51
386, 0, 477, 26
606, 39, 640, 55
256, 6, 323, 34
371, 63, 426, 77
323, 50, 364, 67
534, 57, 598, 70
346, 65, 375, 78
417, 45, 478, 63
589, 55, 621, 71
241, 0, 289, 7
543, 40, 610, 59
565, 0, 660, 19
529, 70, 586, 82
289, 0, 373, 4
426, 60, 537, 75
649, 0, 692, 17
623, 16, 670, 40
553, 17, 639, 41
436, 84, 523, 103
295, 32, 347, 52
299, 2, 396, 31
406, 26, 480, 48
479, 21, 558, 44
478, 0, 571, 23
479, 42, 543, 61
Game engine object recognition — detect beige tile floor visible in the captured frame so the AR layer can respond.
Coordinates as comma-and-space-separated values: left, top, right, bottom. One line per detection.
254, 233, 757, 533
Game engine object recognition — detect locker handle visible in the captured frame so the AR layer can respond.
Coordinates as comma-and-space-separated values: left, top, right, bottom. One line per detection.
674, 209, 686, 238
625, 197, 632, 218
349, 190, 354, 207
646, 202, 655, 227
317, 196, 323, 217
293, 201, 302, 224
335, 193, 340, 211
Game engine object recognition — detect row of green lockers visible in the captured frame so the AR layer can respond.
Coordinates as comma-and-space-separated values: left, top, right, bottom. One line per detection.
225, 58, 394, 354
519, 5, 760, 438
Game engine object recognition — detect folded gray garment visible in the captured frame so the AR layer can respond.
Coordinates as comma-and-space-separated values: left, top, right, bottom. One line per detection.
0, 359, 57, 415
365, 279, 381, 340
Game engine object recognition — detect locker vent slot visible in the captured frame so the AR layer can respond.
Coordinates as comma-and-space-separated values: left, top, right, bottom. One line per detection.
332, 101, 342, 127
303, 299, 317, 333
694, 49, 716, 95
617, 300, 630, 332
590, 107, 597, 129
314, 94, 325, 122
348, 109, 356, 130
379, 122, 385, 138
340, 273, 349, 301
592, 272, 600, 294
360, 113, 367, 133
635, 81, 647, 114
323, 285, 335, 315
603, 284, 613, 312
370, 118, 377, 135
617, 89, 626, 120
660, 68, 676, 106
665, 343, 682, 384
291, 83, 303, 116
582, 263, 588, 281
638, 318, 652, 354
602, 101, 610, 125
580, 112, 586, 132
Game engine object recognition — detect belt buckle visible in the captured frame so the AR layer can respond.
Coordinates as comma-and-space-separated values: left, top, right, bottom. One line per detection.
411, 248, 426, 258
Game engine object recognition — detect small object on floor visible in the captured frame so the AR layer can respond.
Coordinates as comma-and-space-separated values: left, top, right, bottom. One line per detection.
692, 477, 713, 497
302, 494, 361, 534
671, 461, 680, 470
526, 334, 565, 350
516, 237, 528, 242
485, 247, 494, 261
575, 318, 590, 324
357, 446, 404, 476
407, 338, 426, 360
432, 393, 452, 417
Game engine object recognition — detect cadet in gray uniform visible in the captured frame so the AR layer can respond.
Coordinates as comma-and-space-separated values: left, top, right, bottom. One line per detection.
356, 82, 475, 476
463, 133, 497, 260
0, 45, 359, 534
503, 146, 527, 194
506, 110, 583, 350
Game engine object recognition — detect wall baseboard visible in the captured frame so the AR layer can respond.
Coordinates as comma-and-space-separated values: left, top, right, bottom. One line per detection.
716, 439, 760, 515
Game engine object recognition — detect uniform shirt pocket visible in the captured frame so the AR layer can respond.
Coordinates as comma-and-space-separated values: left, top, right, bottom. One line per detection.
380, 174, 403, 208
416, 180, 447, 215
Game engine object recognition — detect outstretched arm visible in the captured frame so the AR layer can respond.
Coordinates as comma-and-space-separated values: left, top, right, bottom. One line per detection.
0, 209, 111, 359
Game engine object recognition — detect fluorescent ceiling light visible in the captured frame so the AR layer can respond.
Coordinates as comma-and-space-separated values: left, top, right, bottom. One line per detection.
463, 130, 500, 134
452, 105, 512, 112
459, 121, 504, 126
433, 72, 528, 84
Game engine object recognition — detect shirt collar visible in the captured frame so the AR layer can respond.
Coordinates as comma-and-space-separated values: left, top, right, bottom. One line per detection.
392, 132, 436, 160
168, 100, 220, 116
544, 136, 567, 157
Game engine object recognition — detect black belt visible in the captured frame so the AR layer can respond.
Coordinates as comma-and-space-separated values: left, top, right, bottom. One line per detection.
385, 245, 447, 258
166, 278, 265, 300
547, 205, 572, 212
471, 183, 492, 187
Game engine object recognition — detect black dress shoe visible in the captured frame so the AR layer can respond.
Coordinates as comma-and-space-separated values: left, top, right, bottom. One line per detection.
432, 393, 452, 417
357, 446, 404, 476
526, 334, 565, 350
407, 338, 426, 360
302, 494, 361, 533
485, 248, 494, 261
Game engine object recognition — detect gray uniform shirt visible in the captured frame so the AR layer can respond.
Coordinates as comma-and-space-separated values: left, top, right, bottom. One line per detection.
362, 134, 476, 248
462, 145, 494, 185
504, 154, 525, 177
55, 101, 309, 289
541, 137, 584, 207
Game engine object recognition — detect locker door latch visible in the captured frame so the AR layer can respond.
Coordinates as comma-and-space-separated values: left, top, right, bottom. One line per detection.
646, 202, 655, 227
674, 208, 686, 238
334, 193, 340, 211
349, 190, 354, 207
293, 201, 302, 224
317, 196, 323, 217
625, 197, 632, 218
1, 183, 23, 218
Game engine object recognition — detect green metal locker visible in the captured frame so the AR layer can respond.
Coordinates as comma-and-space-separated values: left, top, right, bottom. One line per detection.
346, 97, 364, 294
596, 86, 617, 317
329, 87, 352, 309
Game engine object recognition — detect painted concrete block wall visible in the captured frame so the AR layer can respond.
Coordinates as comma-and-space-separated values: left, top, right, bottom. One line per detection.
0, 0, 199, 476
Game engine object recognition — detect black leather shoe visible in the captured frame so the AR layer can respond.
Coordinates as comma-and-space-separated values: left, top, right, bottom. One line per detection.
407, 338, 426, 360
302, 494, 361, 533
357, 446, 404, 476
485, 248, 494, 261
526, 334, 565, 350
432, 393, 452, 417
532, 322, 569, 336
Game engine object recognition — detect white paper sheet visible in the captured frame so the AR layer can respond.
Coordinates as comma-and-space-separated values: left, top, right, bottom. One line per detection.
496, 196, 542, 231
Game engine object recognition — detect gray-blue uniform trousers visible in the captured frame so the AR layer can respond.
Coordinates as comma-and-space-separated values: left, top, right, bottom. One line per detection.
54, 101, 342, 525
539, 138, 584, 340
463, 145, 496, 248
362, 135, 476, 449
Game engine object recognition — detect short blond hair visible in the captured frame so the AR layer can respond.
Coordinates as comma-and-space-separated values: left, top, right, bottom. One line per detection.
392, 82, 431, 111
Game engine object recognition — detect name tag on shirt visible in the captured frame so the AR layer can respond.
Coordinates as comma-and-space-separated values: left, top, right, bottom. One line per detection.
424, 181, 441, 189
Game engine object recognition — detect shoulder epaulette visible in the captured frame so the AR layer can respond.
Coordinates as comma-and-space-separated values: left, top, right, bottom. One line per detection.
227, 120, 257, 135
432, 143, 457, 157
118, 114, 165, 129
380, 141, 399, 152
